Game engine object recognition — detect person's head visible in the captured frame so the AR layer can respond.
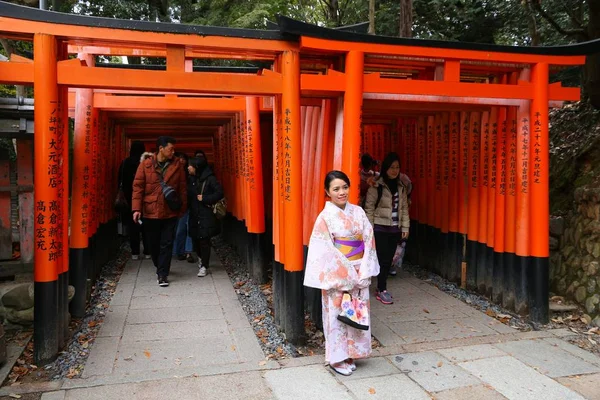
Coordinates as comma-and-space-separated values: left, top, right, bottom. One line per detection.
177, 152, 189, 166
381, 152, 401, 180
361, 154, 374, 171
156, 136, 176, 160
188, 156, 208, 176
324, 170, 350, 208
195, 150, 206, 159
130, 141, 145, 160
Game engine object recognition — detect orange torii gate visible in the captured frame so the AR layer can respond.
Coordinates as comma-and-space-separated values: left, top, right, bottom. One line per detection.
0, 2, 598, 363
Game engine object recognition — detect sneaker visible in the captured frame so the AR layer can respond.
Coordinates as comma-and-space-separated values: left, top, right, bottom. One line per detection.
197, 265, 207, 277
329, 363, 352, 376
376, 290, 393, 305
143, 254, 151, 260
389, 267, 397, 276
132, 255, 140, 261
158, 276, 169, 287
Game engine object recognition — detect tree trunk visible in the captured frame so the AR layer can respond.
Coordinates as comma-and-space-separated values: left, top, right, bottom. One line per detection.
398, 0, 413, 38
585, 0, 600, 108
368, 0, 375, 34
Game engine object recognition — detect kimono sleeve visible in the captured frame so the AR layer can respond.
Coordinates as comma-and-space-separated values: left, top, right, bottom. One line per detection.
357, 206, 380, 281
303, 213, 359, 291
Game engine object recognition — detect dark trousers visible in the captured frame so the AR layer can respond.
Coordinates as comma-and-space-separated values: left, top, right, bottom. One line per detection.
126, 211, 149, 256
374, 230, 400, 292
195, 238, 212, 268
143, 217, 177, 278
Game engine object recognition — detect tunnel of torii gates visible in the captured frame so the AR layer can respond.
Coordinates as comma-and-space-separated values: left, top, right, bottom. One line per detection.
1, 2, 600, 364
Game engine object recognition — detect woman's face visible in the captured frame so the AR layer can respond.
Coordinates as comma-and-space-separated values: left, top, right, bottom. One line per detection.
326, 178, 349, 208
386, 160, 400, 180
188, 165, 196, 175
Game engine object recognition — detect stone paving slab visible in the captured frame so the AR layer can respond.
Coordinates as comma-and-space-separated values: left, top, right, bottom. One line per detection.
432, 385, 508, 400
126, 305, 225, 324
110, 283, 135, 306
333, 357, 400, 381
132, 282, 216, 297
265, 365, 353, 400
40, 391, 66, 400
82, 337, 119, 377
120, 319, 230, 343
543, 337, 600, 367
343, 374, 431, 400
129, 292, 221, 309
495, 339, 600, 378
391, 351, 480, 392
61, 371, 273, 400
460, 356, 586, 400
113, 336, 240, 373
436, 344, 507, 362
97, 305, 128, 337
388, 317, 499, 343
557, 372, 600, 400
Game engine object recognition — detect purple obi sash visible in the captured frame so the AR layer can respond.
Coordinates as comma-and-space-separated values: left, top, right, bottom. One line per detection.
334, 236, 365, 261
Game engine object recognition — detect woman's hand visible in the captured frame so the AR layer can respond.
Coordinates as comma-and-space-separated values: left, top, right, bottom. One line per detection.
401, 231, 409, 240
197, 195, 203, 201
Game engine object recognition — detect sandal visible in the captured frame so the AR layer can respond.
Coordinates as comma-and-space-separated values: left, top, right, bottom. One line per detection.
346, 359, 357, 371
329, 362, 352, 376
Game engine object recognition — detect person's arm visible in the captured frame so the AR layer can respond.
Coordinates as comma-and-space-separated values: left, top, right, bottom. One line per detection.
363, 186, 377, 226
178, 165, 187, 216
201, 176, 224, 205
131, 163, 145, 222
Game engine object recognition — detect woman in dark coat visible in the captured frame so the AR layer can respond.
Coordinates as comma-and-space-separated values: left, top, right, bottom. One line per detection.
187, 153, 224, 277
118, 141, 149, 259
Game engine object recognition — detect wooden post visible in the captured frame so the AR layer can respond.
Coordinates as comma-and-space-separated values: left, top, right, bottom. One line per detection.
529, 62, 550, 324
281, 50, 304, 344
33, 33, 60, 365
342, 51, 364, 205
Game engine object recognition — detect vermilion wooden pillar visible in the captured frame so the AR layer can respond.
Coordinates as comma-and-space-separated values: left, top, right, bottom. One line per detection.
342, 51, 364, 205
33, 33, 60, 365
281, 50, 304, 344
529, 62, 550, 323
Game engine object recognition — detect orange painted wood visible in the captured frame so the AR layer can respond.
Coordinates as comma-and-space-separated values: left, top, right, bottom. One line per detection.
478, 111, 490, 245
458, 112, 469, 235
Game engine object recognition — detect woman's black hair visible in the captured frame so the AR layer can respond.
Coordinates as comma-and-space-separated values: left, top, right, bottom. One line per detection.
381, 152, 401, 178
324, 170, 351, 191
361, 153, 374, 170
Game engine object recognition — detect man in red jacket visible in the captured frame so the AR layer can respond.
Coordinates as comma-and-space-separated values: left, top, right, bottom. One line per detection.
132, 136, 187, 287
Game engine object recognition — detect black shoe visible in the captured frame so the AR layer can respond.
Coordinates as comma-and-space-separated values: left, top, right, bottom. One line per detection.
177, 254, 187, 261
158, 276, 169, 287
186, 254, 196, 263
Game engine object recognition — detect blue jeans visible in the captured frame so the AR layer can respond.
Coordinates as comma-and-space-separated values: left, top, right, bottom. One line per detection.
173, 210, 193, 256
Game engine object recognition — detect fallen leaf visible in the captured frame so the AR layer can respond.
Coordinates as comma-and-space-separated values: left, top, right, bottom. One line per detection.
124, 357, 133, 361
423, 309, 430, 314
588, 337, 597, 345
258, 361, 267, 366
143, 350, 151, 359
437, 361, 443, 367
485, 309, 496, 317
368, 388, 376, 395
8, 394, 21, 399
231, 345, 237, 351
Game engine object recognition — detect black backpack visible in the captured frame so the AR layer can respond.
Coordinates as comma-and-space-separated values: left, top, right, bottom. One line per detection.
361, 185, 384, 209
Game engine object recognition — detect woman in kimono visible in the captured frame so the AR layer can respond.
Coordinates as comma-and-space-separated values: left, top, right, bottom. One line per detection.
304, 170, 380, 376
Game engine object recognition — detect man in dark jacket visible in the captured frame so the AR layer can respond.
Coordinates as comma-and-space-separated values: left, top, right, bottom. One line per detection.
118, 141, 149, 260
132, 136, 187, 287
188, 152, 223, 277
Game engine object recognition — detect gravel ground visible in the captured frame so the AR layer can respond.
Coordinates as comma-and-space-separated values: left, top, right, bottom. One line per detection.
4, 240, 130, 385
211, 237, 303, 359
47, 240, 130, 380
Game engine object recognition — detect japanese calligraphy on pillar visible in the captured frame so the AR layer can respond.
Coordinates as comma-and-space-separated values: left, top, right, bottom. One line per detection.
508, 118, 517, 196
533, 112, 542, 185
490, 119, 498, 189
240, 118, 248, 179
462, 114, 469, 180
443, 119, 449, 187
418, 122, 426, 181
435, 119, 442, 192
450, 118, 459, 181
471, 120, 480, 189
500, 119, 508, 195
427, 120, 434, 181
520, 117, 529, 193
247, 119, 256, 190
482, 118, 490, 187
284, 108, 292, 202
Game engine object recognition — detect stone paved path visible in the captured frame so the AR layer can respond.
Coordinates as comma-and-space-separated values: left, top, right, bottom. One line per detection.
33, 257, 600, 399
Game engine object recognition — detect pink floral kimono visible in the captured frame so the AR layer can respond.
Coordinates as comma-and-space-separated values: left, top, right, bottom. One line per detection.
304, 201, 380, 364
